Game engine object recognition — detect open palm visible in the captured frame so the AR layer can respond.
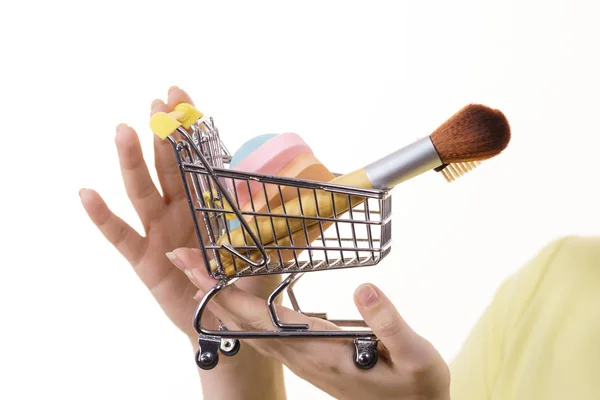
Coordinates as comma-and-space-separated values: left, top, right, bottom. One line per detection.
80, 87, 280, 338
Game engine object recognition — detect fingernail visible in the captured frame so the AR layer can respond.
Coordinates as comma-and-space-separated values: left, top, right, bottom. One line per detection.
151, 99, 163, 112
184, 269, 199, 286
193, 289, 204, 301
166, 252, 186, 270
115, 124, 128, 143
78, 188, 91, 203
187, 268, 210, 289
168, 85, 179, 94
356, 284, 379, 307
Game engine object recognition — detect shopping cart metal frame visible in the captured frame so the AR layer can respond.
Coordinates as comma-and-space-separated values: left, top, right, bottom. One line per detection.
164, 116, 392, 370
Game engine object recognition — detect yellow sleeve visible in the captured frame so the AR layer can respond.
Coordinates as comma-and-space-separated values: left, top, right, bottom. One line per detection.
448, 237, 569, 400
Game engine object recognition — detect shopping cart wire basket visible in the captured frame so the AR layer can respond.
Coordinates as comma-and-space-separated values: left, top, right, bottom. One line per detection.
150, 104, 392, 370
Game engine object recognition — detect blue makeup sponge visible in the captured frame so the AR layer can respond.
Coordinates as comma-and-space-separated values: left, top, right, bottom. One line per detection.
230, 134, 278, 168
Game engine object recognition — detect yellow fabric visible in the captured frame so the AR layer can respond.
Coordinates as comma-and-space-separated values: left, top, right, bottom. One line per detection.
449, 236, 600, 399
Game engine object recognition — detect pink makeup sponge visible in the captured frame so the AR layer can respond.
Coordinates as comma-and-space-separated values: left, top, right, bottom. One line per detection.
228, 132, 314, 207
230, 152, 336, 229
229, 134, 278, 168
226, 133, 335, 231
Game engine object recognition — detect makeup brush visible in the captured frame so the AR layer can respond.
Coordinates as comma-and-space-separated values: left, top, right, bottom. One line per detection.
215, 104, 510, 273
360, 103, 510, 188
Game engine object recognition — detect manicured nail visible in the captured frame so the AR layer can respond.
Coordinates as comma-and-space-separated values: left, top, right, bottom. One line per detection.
78, 188, 92, 203
184, 269, 198, 285
151, 98, 162, 108
193, 289, 204, 301
166, 252, 186, 270
168, 85, 179, 94
116, 123, 128, 132
186, 268, 209, 289
356, 284, 379, 307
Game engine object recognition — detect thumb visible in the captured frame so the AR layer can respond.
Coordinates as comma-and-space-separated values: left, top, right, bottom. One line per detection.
354, 283, 417, 357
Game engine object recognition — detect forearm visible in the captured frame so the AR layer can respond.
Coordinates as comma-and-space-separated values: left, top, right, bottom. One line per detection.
190, 337, 286, 400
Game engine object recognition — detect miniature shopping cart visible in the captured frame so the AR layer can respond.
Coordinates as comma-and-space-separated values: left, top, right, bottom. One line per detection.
151, 104, 392, 370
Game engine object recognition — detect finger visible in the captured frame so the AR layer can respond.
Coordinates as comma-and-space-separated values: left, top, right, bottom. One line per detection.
79, 188, 145, 264
166, 86, 195, 109
354, 283, 417, 358
151, 94, 186, 204
181, 260, 286, 359
170, 248, 314, 331
191, 288, 284, 360
188, 273, 355, 378
116, 123, 165, 231
174, 248, 360, 368
150, 98, 167, 115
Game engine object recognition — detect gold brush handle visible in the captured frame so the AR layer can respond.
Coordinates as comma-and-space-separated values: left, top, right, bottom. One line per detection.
212, 224, 329, 276
216, 169, 371, 263
215, 142, 439, 262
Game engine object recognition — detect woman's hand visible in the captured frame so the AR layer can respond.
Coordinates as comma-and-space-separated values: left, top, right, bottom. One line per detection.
80, 87, 285, 400
171, 247, 451, 400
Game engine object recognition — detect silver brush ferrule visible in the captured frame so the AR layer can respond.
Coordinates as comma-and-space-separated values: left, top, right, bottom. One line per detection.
364, 137, 442, 189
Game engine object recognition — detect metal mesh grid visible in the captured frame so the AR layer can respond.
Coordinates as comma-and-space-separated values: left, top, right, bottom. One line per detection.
169, 119, 392, 278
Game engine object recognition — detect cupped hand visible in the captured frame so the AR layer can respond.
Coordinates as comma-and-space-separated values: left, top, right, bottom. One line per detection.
170, 247, 451, 400
79, 86, 281, 339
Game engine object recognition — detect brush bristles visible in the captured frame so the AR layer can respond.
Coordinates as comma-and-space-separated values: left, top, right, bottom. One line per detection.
429, 104, 510, 164
439, 161, 481, 182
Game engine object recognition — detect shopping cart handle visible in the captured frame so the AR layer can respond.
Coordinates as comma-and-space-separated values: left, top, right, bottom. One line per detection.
150, 103, 203, 139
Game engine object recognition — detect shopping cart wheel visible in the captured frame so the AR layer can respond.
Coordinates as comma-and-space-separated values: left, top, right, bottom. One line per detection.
217, 325, 241, 357
353, 338, 378, 370
220, 338, 241, 357
195, 348, 219, 370
196, 338, 220, 370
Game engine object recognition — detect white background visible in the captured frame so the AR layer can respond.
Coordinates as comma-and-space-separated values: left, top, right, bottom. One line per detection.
1, 0, 599, 399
